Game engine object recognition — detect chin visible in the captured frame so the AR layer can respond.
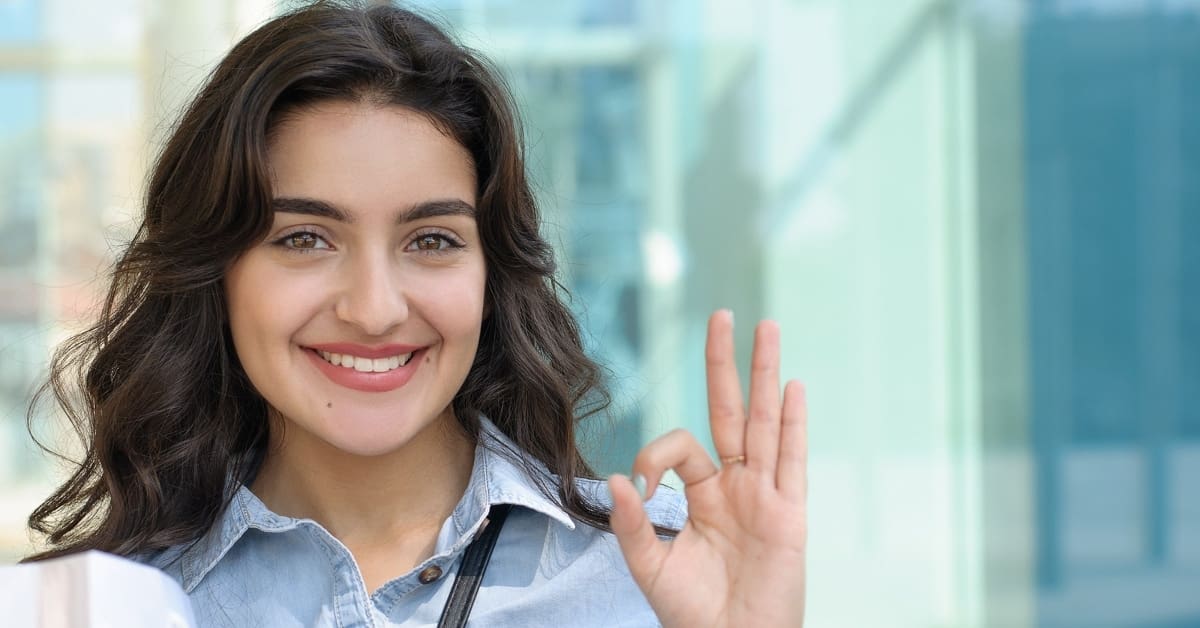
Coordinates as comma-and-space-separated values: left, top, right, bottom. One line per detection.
311, 406, 449, 458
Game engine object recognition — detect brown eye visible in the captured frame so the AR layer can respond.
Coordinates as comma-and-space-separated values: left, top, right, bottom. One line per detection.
407, 232, 463, 254
416, 235, 446, 251
289, 233, 320, 249
272, 230, 330, 252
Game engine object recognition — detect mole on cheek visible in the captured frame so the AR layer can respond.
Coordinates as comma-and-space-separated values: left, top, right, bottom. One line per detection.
425, 355, 431, 363
326, 402, 332, 408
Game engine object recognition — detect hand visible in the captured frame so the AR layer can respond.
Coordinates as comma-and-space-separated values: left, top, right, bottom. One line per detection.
608, 310, 807, 627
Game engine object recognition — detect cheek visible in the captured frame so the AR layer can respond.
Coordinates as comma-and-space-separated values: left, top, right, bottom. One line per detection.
227, 261, 273, 335
225, 264, 273, 379
419, 265, 487, 342
225, 257, 320, 358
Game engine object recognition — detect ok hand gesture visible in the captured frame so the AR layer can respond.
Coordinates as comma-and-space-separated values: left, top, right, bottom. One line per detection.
608, 310, 807, 627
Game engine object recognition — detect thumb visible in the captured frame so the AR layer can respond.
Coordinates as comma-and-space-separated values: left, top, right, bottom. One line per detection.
608, 474, 668, 592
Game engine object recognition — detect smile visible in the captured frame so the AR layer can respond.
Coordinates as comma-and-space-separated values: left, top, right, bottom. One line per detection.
304, 344, 426, 393
318, 350, 414, 373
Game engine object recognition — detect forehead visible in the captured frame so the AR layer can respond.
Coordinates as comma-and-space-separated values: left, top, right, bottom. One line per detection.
266, 102, 477, 214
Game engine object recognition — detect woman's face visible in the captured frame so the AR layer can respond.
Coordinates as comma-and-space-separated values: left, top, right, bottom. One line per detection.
225, 102, 486, 457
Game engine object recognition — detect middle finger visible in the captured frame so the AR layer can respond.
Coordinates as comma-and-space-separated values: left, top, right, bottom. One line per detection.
745, 320, 782, 474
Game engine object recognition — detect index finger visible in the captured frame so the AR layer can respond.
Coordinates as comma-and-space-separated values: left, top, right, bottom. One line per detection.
706, 309, 745, 462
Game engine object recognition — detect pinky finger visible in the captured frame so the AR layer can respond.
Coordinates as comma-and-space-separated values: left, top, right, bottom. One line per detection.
608, 474, 669, 592
777, 380, 808, 502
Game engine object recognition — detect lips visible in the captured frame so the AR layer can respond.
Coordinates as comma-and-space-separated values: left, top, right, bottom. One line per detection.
303, 344, 426, 393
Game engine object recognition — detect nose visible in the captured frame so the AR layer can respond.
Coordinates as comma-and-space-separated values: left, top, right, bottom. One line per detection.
334, 252, 409, 336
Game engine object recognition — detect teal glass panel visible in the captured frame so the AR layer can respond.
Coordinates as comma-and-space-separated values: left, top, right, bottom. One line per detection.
1024, 3, 1200, 626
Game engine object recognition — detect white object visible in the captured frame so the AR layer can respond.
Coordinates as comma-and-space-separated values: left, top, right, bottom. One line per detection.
0, 550, 196, 627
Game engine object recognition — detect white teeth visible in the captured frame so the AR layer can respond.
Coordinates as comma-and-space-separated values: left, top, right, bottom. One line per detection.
317, 350, 416, 373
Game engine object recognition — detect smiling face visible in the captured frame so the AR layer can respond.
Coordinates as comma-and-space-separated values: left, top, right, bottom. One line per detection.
225, 101, 485, 459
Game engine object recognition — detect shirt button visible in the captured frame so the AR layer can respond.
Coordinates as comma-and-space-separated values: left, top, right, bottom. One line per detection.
418, 565, 443, 584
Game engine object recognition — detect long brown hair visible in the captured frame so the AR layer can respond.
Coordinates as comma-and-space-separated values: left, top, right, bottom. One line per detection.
25, 0, 623, 561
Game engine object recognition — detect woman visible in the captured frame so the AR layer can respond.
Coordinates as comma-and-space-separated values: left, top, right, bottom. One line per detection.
26, 2, 807, 626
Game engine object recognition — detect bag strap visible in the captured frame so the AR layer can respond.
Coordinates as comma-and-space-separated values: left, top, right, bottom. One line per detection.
437, 503, 513, 628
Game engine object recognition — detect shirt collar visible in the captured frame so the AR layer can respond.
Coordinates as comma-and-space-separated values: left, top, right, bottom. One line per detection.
450, 417, 576, 538
176, 417, 575, 593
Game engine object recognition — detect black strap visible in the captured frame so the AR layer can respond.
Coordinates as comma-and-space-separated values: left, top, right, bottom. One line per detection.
437, 504, 513, 628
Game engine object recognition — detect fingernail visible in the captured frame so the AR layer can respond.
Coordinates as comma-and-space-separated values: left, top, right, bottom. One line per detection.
632, 473, 647, 501
726, 309, 735, 327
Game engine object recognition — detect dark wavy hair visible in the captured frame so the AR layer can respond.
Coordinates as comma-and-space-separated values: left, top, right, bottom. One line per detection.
24, 0, 626, 561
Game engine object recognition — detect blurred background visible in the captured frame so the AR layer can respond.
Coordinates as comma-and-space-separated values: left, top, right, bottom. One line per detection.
1, 0, 1197, 626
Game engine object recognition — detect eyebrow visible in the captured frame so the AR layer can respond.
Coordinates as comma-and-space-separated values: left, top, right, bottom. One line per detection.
271, 197, 475, 223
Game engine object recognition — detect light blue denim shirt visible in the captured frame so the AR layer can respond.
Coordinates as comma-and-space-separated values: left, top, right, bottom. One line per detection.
143, 419, 687, 627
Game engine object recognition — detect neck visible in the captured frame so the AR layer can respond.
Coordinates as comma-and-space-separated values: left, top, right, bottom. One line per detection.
249, 411, 476, 546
